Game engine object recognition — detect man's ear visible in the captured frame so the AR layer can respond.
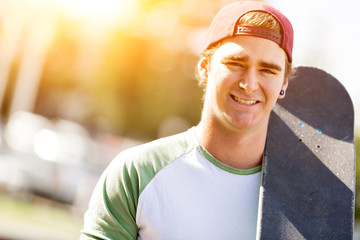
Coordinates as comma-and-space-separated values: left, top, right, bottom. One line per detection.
196, 57, 209, 85
278, 77, 289, 99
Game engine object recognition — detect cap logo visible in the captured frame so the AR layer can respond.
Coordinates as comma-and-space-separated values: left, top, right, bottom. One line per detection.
235, 25, 282, 45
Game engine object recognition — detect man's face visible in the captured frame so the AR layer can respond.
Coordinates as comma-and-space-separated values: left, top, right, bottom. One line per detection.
200, 35, 288, 133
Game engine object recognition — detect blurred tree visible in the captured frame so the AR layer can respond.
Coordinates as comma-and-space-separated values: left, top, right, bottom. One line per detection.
35, 0, 215, 140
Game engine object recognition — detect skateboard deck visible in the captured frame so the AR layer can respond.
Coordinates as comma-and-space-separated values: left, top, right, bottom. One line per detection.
257, 66, 355, 239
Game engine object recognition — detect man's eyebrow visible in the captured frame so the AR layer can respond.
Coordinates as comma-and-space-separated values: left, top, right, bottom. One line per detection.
222, 55, 249, 62
259, 61, 282, 71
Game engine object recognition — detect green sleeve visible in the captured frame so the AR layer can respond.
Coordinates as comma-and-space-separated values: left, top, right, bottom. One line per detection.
80, 130, 196, 239
80, 152, 141, 240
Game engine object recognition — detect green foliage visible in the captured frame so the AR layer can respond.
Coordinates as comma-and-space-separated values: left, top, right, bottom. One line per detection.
36, 12, 204, 140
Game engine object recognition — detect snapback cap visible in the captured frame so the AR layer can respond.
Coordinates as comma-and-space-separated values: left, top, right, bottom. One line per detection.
203, 1, 294, 62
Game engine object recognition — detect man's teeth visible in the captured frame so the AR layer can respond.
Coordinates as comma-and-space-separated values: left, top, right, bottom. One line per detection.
233, 96, 257, 105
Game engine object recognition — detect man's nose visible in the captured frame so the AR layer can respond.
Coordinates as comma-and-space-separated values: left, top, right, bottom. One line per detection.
239, 68, 259, 94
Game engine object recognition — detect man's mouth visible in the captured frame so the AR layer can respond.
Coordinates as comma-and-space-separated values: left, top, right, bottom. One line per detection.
231, 95, 257, 105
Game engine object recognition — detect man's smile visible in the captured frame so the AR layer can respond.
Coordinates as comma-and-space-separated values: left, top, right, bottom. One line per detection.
230, 94, 258, 106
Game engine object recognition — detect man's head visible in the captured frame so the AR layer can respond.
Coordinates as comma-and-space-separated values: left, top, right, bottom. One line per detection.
196, 1, 294, 132
197, 1, 294, 85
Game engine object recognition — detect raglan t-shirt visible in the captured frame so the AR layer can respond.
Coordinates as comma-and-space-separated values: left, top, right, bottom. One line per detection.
81, 127, 262, 240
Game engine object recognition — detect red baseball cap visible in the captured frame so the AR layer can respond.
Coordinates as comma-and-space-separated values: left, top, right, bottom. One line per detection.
203, 1, 294, 62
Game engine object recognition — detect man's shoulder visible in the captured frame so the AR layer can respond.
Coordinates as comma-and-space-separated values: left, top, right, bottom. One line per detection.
117, 128, 197, 166
106, 128, 197, 194
108, 128, 197, 177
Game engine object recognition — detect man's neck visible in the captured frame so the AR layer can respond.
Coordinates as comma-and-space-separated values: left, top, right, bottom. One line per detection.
195, 120, 267, 170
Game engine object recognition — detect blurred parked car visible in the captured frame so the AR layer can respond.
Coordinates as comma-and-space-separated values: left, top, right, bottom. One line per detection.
0, 111, 141, 212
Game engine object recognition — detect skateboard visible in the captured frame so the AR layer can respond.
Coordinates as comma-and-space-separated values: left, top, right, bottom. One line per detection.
257, 66, 355, 239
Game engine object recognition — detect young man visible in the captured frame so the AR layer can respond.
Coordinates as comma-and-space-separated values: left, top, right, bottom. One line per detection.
81, 1, 294, 239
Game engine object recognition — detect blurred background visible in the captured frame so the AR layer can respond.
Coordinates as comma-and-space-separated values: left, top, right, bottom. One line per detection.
0, 0, 358, 239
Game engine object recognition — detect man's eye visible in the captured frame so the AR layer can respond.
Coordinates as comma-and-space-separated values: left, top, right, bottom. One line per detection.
226, 61, 244, 68
260, 69, 276, 75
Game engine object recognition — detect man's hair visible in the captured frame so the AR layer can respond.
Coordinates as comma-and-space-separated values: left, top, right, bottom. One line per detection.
198, 11, 293, 85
